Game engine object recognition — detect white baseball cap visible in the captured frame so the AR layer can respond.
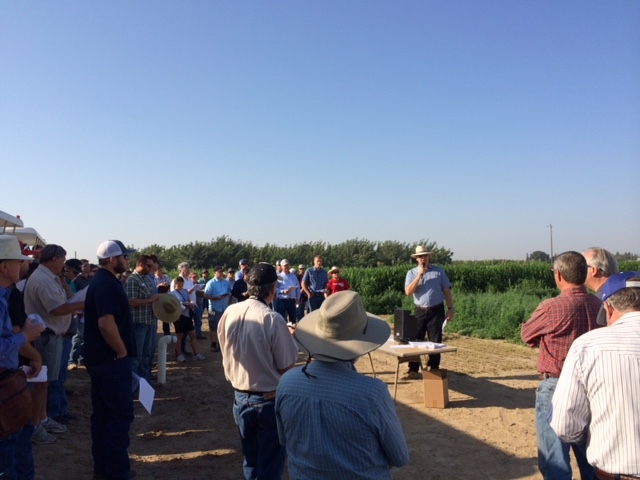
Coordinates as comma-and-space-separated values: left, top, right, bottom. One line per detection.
96, 240, 136, 260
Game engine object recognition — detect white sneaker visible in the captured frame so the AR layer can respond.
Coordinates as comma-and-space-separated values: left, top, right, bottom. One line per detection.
194, 354, 205, 361
177, 354, 186, 363
42, 417, 67, 433
32, 424, 57, 444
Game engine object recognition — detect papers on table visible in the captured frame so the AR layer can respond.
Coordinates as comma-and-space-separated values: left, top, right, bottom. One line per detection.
409, 341, 447, 349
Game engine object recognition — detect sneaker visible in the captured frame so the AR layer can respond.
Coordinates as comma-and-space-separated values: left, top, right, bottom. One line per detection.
67, 362, 78, 371
210, 342, 219, 352
177, 354, 186, 363
42, 417, 67, 433
32, 424, 56, 444
194, 354, 205, 361
401, 371, 422, 381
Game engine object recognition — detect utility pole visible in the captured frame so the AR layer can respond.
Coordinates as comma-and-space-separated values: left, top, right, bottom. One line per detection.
548, 224, 554, 261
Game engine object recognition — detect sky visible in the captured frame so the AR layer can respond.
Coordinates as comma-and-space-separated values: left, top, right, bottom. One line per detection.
2, 2, 639, 261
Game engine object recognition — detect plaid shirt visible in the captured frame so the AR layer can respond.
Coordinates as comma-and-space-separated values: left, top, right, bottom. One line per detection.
125, 271, 155, 326
521, 286, 601, 376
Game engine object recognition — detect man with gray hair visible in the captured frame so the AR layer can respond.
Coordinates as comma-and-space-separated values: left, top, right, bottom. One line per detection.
551, 272, 640, 480
583, 247, 619, 327
24, 244, 84, 444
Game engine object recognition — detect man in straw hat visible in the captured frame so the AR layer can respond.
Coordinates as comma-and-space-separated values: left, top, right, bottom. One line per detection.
217, 263, 299, 480
403, 245, 454, 379
276, 290, 409, 479
0, 235, 44, 478
551, 272, 640, 480
84, 240, 138, 480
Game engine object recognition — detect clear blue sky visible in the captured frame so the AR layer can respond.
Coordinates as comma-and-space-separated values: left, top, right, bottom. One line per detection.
2, 2, 639, 261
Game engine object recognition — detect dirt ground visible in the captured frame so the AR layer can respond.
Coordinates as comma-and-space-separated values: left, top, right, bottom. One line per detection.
32, 322, 578, 480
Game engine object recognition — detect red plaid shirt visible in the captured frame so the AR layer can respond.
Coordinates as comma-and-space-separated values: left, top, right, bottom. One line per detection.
521, 286, 601, 376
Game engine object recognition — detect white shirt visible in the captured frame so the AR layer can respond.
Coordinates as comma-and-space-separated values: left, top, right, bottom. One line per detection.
171, 276, 196, 303
550, 311, 640, 475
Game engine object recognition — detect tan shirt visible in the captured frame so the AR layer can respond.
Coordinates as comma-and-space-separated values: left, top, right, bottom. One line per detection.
24, 264, 71, 335
217, 298, 298, 392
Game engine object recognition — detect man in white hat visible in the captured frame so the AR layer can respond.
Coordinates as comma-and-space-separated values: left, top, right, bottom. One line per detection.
403, 245, 454, 379
0, 235, 44, 477
84, 240, 137, 480
276, 291, 409, 479
274, 259, 300, 326
217, 263, 299, 480
551, 272, 640, 480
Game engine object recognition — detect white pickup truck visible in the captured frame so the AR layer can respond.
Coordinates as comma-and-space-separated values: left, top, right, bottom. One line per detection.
0, 210, 46, 251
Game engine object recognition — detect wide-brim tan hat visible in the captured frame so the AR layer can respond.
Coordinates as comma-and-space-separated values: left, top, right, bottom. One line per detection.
0, 235, 36, 261
294, 291, 390, 362
411, 245, 431, 258
152, 294, 182, 323
328, 266, 340, 274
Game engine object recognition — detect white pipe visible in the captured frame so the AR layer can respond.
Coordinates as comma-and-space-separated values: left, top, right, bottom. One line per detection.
157, 335, 177, 384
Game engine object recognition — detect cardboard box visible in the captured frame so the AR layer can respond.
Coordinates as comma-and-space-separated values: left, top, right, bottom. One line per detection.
423, 369, 449, 409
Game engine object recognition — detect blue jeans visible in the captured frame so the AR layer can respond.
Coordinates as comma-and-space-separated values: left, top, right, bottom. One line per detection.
69, 320, 84, 365
87, 357, 134, 480
132, 323, 154, 381
233, 391, 285, 480
48, 337, 72, 418
536, 378, 594, 480
0, 423, 35, 480
193, 305, 203, 337
296, 301, 307, 321
308, 295, 324, 312
275, 299, 296, 324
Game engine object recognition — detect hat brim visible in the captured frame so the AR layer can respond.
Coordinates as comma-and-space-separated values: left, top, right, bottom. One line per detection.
294, 309, 390, 362
411, 252, 431, 258
152, 294, 182, 323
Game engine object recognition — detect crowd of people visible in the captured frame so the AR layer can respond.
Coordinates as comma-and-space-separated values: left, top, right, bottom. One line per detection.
1, 235, 639, 480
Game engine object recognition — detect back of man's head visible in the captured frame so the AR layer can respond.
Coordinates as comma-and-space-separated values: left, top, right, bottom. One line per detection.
247, 263, 278, 300
554, 251, 588, 286
583, 247, 618, 276
603, 274, 640, 314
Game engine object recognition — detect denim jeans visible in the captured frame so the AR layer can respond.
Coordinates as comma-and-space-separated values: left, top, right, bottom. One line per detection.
0, 423, 35, 480
193, 305, 203, 337
275, 299, 296, 324
308, 295, 324, 312
233, 391, 285, 480
87, 357, 134, 480
132, 323, 154, 381
536, 378, 594, 480
48, 337, 72, 418
69, 320, 84, 365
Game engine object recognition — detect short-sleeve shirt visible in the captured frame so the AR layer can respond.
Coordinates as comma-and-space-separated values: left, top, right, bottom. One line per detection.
217, 298, 299, 392
24, 264, 71, 334
302, 267, 329, 294
205, 278, 231, 313
404, 265, 451, 308
125, 271, 155, 326
84, 268, 135, 367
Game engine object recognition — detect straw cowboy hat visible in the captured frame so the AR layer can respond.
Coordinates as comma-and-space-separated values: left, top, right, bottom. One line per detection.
152, 294, 182, 323
411, 245, 431, 258
328, 266, 340, 274
294, 291, 390, 362
0, 235, 35, 261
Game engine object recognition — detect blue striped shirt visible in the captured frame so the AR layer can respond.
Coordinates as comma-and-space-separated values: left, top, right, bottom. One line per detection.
302, 267, 328, 294
276, 361, 409, 479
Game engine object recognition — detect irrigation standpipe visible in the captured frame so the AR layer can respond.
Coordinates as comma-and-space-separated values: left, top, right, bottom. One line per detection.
157, 334, 177, 384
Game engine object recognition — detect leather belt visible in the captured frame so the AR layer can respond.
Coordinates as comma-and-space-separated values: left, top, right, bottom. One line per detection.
539, 373, 559, 380
595, 467, 640, 480
234, 389, 276, 400
415, 303, 443, 311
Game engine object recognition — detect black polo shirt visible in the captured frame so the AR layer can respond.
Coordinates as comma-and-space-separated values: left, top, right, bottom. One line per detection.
83, 267, 136, 367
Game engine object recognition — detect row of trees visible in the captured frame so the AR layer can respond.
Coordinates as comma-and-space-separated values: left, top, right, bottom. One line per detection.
138, 236, 453, 271
526, 250, 638, 263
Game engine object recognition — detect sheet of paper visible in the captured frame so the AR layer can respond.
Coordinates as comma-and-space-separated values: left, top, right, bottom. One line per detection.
138, 377, 155, 414
191, 284, 205, 291
408, 341, 447, 349
66, 287, 87, 304
389, 344, 418, 349
22, 365, 48, 382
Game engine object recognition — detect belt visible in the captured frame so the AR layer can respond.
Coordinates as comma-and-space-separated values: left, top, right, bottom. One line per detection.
415, 303, 443, 311
42, 328, 57, 336
234, 389, 276, 400
595, 467, 640, 480
539, 373, 559, 380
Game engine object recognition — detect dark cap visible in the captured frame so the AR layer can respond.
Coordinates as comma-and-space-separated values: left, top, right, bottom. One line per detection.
65, 258, 83, 274
247, 263, 278, 286
239, 258, 248, 266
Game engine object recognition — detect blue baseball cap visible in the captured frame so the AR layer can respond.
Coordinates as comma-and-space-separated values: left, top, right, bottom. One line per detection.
596, 271, 640, 326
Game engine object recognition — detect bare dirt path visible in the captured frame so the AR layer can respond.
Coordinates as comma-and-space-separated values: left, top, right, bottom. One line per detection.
33, 331, 566, 480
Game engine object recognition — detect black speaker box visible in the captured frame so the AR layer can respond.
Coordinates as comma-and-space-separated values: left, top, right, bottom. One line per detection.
393, 309, 418, 342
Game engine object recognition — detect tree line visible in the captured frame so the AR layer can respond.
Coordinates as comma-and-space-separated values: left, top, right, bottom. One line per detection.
137, 236, 453, 271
